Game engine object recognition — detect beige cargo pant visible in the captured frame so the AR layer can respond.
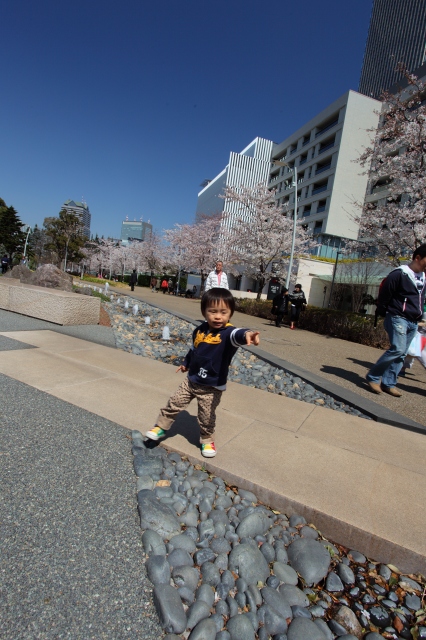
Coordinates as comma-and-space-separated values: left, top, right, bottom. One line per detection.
156, 377, 222, 444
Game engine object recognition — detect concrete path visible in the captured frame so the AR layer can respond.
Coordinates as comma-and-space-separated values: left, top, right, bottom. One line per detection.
120, 286, 426, 427
1, 326, 425, 576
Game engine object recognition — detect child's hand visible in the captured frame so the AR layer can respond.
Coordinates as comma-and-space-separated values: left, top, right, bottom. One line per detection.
245, 331, 260, 346
176, 365, 188, 373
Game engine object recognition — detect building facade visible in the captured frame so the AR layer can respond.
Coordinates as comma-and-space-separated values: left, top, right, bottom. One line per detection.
196, 137, 274, 221
120, 219, 152, 243
359, 0, 426, 98
62, 200, 91, 239
270, 90, 381, 257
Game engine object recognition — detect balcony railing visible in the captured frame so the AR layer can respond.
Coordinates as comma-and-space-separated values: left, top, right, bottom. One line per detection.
299, 158, 307, 165
316, 205, 326, 213
302, 209, 311, 217
318, 142, 334, 155
312, 184, 328, 195
289, 148, 297, 155
315, 163, 331, 175
315, 119, 338, 138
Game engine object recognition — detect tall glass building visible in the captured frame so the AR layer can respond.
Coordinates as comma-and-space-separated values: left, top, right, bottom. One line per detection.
359, 0, 426, 98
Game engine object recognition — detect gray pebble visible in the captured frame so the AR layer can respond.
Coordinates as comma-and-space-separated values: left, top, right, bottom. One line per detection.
153, 583, 187, 635
227, 613, 256, 640
187, 600, 212, 630
146, 554, 171, 585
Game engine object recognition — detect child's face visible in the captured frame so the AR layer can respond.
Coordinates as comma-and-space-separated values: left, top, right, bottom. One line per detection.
204, 301, 232, 330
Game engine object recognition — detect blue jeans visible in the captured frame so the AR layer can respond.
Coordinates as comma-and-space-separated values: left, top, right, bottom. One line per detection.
367, 314, 418, 388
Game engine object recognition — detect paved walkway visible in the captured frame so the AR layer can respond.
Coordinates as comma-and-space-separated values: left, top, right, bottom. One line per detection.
0, 364, 162, 639
1, 320, 425, 576
119, 286, 426, 427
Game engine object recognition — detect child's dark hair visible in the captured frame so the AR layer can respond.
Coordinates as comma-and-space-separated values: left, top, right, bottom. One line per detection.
413, 244, 426, 260
201, 288, 235, 316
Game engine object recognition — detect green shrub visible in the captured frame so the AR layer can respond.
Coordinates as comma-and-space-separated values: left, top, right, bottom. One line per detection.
234, 298, 389, 348
234, 298, 274, 319
137, 274, 151, 287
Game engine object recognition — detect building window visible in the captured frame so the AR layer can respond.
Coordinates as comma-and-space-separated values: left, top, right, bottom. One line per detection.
318, 136, 335, 155
313, 220, 323, 234
302, 134, 311, 146
315, 160, 332, 175
315, 116, 339, 138
316, 199, 327, 213
312, 180, 328, 195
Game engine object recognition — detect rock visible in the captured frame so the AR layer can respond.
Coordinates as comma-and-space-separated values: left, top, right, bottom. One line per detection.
236, 512, 271, 538
168, 533, 196, 554
287, 538, 331, 586
228, 543, 270, 585
273, 562, 298, 585
24, 264, 73, 291
142, 529, 167, 556
368, 606, 390, 628
210, 537, 231, 554
188, 617, 217, 639
279, 584, 309, 608
261, 586, 292, 620
200, 562, 221, 586
287, 617, 327, 639
146, 555, 171, 585
137, 476, 155, 491
134, 456, 163, 477
337, 562, 355, 585
334, 605, 363, 639
348, 550, 366, 564
138, 490, 181, 540
227, 613, 256, 640
167, 548, 194, 570
196, 583, 215, 608
325, 571, 344, 592
153, 584, 187, 634
187, 600, 211, 630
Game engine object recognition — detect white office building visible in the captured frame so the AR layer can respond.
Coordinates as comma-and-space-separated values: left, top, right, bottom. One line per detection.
196, 137, 274, 221
270, 90, 381, 257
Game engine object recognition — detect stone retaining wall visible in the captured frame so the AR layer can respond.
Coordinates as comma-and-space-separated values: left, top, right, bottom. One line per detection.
0, 278, 100, 325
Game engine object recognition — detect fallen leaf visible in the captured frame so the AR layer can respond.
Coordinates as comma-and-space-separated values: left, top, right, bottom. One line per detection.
156, 480, 171, 487
393, 616, 403, 632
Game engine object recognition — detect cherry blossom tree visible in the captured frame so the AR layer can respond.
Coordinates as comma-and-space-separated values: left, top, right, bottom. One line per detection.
138, 231, 166, 277
163, 215, 225, 292
355, 67, 426, 264
221, 183, 313, 299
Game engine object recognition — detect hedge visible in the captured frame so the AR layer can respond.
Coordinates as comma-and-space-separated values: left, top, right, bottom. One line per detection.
233, 298, 389, 349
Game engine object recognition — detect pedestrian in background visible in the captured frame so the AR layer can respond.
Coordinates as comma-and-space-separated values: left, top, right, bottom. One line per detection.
205, 260, 229, 291
366, 244, 426, 397
1, 255, 9, 274
129, 269, 138, 292
288, 284, 307, 330
272, 287, 289, 328
150, 276, 157, 292
168, 278, 173, 294
161, 278, 168, 294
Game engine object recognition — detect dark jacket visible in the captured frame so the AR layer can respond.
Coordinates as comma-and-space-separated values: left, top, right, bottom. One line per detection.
272, 292, 288, 314
183, 321, 250, 389
129, 271, 138, 285
288, 290, 307, 309
377, 266, 426, 322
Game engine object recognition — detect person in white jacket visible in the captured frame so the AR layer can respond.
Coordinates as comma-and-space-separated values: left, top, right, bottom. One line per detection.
204, 261, 229, 292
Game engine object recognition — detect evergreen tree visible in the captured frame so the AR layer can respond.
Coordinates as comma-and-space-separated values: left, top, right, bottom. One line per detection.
0, 202, 26, 258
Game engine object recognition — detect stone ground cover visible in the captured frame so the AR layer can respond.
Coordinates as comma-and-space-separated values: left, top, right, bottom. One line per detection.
132, 431, 426, 640
105, 297, 370, 420
102, 296, 425, 639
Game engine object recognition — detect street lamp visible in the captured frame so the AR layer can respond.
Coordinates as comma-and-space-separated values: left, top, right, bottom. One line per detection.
23, 225, 31, 257
272, 160, 298, 289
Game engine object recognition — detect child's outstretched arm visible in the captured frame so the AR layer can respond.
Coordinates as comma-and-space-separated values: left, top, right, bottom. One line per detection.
245, 330, 260, 346
176, 365, 188, 373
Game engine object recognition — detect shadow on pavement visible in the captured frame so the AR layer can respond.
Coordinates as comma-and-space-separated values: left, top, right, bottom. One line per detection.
320, 364, 368, 390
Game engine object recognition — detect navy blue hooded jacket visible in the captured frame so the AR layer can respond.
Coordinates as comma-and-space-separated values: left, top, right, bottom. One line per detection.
183, 321, 250, 389
377, 266, 425, 322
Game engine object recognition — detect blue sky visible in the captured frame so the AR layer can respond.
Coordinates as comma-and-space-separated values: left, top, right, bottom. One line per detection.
1, 0, 373, 239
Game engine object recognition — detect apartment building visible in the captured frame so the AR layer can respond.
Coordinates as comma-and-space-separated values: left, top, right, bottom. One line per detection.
62, 199, 91, 239
196, 137, 273, 221
120, 219, 152, 244
270, 90, 381, 256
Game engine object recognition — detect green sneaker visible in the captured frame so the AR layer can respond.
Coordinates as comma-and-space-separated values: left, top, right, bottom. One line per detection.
145, 426, 166, 441
201, 442, 216, 458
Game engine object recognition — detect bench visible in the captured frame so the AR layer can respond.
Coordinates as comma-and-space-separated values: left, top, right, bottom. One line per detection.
0, 278, 100, 325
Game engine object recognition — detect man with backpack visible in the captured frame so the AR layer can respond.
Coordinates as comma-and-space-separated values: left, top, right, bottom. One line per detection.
366, 244, 426, 397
